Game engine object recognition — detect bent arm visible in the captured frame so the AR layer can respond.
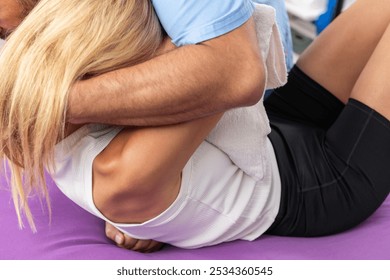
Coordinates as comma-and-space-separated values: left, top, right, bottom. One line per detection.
68, 18, 265, 126
92, 113, 223, 224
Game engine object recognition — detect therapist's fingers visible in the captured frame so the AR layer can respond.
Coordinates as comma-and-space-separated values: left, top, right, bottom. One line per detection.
120, 235, 143, 250
105, 222, 164, 253
105, 222, 138, 248
130, 239, 165, 253
120, 236, 164, 253
144, 240, 165, 253
105, 222, 126, 245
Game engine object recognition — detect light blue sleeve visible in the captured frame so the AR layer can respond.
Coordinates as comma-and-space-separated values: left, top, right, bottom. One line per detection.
151, 0, 255, 46
151, 0, 293, 71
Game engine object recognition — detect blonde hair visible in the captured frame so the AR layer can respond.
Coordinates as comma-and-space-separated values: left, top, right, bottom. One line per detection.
0, 0, 163, 231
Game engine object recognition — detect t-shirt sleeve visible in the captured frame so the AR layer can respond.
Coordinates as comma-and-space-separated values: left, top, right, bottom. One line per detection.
151, 0, 255, 46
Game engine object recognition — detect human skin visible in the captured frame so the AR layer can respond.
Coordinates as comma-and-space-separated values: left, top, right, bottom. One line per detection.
66, 4, 265, 251
0, 0, 24, 39
297, 0, 390, 106
2, 1, 265, 127
0, 0, 266, 252
5, 0, 390, 253
105, 0, 390, 251
67, 17, 265, 126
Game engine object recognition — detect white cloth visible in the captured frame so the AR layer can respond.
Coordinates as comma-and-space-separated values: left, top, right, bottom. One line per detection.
206, 4, 287, 181
52, 125, 281, 249
255, 5, 288, 89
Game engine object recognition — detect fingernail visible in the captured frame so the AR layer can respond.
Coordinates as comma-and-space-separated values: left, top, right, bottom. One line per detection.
115, 234, 124, 245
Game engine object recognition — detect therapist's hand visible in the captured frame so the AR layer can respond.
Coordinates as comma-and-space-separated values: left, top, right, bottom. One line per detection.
105, 222, 165, 253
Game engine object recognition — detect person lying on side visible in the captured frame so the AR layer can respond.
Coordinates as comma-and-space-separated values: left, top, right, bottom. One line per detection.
1, 0, 389, 253
0, 0, 294, 252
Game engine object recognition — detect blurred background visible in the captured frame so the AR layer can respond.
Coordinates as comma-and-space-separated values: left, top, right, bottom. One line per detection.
286, 0, 355, 61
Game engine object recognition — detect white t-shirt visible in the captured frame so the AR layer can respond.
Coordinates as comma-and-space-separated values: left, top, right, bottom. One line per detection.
51, 124, 281, 249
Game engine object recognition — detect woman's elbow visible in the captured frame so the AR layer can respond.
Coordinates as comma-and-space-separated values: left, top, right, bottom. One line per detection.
92, 168, 152, 223
92, 153, 144, 221
92, 153, 178, 223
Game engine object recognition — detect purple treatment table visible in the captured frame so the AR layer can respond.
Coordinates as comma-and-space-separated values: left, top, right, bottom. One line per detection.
1, 174, 389, 260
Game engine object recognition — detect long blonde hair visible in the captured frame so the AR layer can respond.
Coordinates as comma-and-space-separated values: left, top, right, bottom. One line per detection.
0, 0, 163, 231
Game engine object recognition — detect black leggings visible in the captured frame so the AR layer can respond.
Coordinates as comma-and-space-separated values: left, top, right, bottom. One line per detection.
264, 66, 390, 237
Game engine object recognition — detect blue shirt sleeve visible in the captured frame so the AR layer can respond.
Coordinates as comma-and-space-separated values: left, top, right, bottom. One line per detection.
151, 0, 255, 46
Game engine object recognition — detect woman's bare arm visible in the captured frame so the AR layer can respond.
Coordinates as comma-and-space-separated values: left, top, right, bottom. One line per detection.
92, 113, 223, 224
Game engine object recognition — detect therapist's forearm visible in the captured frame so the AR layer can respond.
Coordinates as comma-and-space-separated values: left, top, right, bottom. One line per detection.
67, 18, 265, 126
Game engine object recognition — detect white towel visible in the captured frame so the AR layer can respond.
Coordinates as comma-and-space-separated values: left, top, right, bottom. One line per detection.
254, 5, 288, 90
206, 4, 287, 181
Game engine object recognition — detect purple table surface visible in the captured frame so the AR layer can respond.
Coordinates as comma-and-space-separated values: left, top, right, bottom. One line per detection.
1, 175, 389, 260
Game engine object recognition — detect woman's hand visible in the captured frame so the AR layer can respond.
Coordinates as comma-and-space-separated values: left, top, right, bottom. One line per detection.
105, 222, 164, 253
